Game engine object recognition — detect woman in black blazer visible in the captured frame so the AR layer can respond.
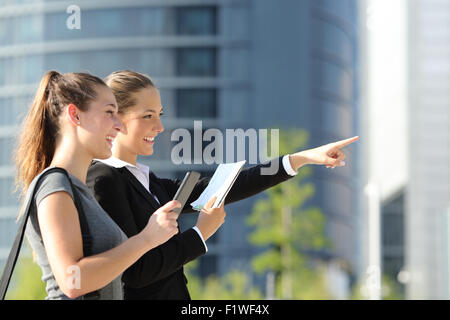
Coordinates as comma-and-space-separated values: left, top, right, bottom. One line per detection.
86, 70, 359, 300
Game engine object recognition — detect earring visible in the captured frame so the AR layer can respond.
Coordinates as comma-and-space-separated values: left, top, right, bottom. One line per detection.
77, 121, 81, 125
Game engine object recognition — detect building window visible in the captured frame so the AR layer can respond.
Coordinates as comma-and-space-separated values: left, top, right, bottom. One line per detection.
0, 15, 43, 45
0, 177, 18, 207
140, 49, 175, 77
0, 59, 4, 87
93, 10, 123, 36
0, 138, 14, 166
0, 217, 19, 264
176, 89, 217, 118
176, 48, 217, 77
44, 52, 82, 74
18, 55, 43, 84
140, 7, 171, 35
0, 96, 31, 127
44, 12, 77, 41
199, 254, 217, 278
176, 6, 217, 35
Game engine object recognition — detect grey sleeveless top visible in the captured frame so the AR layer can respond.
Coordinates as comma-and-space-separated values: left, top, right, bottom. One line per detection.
25, 168, 127, 300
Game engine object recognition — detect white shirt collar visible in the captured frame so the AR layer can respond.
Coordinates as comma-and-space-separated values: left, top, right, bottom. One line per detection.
95, 156, 150, 175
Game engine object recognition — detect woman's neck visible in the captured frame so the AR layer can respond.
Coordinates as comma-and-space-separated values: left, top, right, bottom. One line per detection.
50, 145, 92, 184
112, 145, 138, 166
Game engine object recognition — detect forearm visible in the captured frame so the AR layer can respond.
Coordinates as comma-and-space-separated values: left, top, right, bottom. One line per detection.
65, 233, 152, 298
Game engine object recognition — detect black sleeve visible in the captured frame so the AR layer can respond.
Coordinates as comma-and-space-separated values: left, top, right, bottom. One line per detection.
225, 156, 294, 203
86, 162, 206, 289
122, 229, 205, 288
157, 156, 295, 214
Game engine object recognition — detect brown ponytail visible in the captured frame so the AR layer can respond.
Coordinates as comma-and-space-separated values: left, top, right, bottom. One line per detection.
104, 70, 155, 114
13, 70, 107, 205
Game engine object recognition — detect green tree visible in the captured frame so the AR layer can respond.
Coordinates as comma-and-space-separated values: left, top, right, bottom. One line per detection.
5, 254, 46, 300
185, 260, 263, 299
246, 128, 333, 299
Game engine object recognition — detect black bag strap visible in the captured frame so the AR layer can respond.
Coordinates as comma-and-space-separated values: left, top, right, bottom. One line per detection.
0, 167, 98, 300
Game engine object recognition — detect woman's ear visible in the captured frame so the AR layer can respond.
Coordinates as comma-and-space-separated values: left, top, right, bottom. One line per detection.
67, 104, 81, 126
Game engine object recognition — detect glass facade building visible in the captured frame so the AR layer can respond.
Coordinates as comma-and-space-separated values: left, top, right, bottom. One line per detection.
381, 189, 405, 296
407, 0, 450, 299
0, 0, 359, 294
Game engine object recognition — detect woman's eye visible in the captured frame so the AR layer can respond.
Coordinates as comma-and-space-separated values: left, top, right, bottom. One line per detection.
143, 113, 163, 119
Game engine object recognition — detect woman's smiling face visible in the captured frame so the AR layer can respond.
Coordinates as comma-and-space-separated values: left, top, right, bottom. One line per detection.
114, 86, 164, 158
76, 84, 122, 160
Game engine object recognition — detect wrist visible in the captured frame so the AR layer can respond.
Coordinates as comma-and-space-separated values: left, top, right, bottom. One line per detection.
134, 232, 157, 252
195, 223, 210, 241
289, 152, 310, 171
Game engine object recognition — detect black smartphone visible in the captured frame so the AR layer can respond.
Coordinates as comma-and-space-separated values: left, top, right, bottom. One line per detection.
172, 171, 201, 215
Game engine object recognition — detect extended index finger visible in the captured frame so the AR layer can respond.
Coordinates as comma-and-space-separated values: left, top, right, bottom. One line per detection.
332, 136, 359, 148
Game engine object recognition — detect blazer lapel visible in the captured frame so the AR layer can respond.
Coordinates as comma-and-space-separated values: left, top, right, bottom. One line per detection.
119, 167, 161, 211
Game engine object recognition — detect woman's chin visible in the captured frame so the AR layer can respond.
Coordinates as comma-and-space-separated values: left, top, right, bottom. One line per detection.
95, 149, 112, 160
141, 147, 154, 156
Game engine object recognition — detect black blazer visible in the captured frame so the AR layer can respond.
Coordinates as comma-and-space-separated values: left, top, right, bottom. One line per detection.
86, 156, 294, 300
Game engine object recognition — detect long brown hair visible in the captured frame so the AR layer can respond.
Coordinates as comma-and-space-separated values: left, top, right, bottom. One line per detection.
104, 70, 155, 114
14, 70, 106, 202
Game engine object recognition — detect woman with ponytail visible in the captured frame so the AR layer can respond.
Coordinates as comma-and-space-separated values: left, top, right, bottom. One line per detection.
87, 70, 358, 299
14, 71, 181, 300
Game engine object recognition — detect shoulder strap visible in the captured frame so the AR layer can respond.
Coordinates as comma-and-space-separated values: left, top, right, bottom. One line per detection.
0, 167, 96, 300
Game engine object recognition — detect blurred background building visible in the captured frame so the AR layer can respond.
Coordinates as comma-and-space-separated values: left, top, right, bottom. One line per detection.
358, 0, 408, 299
407, 0, 450, 300
0, 0, 360, 298
360, 0, 450, 300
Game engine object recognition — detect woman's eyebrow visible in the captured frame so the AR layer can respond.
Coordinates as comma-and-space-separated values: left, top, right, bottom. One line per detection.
105, 103, 119, 112
144, 107, 164, 113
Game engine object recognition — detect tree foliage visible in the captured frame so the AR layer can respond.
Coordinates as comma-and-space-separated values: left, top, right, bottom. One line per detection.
246, 128, 332, 299
5, 255, 46, 300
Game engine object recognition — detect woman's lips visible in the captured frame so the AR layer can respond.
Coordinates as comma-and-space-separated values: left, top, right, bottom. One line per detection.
106, 135, 115, 148
143, 136, 155, 145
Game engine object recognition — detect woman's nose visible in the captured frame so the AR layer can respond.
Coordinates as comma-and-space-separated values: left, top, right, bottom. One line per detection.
114, 115, 124, 133
155, 118, 164, 134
